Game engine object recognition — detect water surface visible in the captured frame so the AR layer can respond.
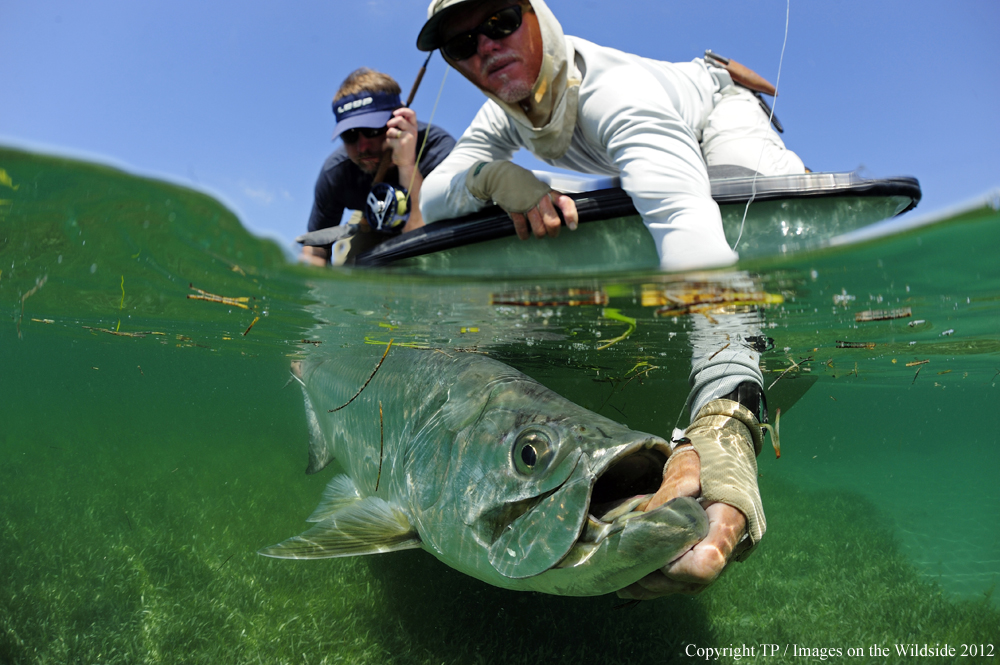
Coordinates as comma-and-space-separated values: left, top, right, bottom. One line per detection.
2, 147, 998, 664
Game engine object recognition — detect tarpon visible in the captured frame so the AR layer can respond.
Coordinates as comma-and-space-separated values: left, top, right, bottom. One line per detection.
260, 345, 707, 597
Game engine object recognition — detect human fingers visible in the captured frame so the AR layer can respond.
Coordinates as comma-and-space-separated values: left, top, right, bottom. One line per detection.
391, 107, 417, 126
524, 206, 551, 238
551, 192, 578, 230
385, 119, 417, 167
616, 502, 745, 599
661, 502, 745, 584
386, 119, 416, 140
640, 446, 700, 513
510, 212, 530, 240
534, 196, 563, 238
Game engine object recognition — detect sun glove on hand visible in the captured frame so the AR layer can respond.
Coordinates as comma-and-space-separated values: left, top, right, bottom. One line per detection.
465, 160, 552, 214
684, 398, 765, 561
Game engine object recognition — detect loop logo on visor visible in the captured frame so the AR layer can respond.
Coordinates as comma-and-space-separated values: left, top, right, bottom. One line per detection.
333, 91, 402, 122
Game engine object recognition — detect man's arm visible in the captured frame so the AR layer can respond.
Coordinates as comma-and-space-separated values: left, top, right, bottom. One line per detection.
576, 54, 738, 271
420, 102, 524, 223
385, 108, 427, 232
422, 102, 579, 236
621, 299, 767, 598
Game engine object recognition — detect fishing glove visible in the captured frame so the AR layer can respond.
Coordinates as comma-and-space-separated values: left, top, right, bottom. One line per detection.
683, 398, 765, 561
465, 160, 551, 214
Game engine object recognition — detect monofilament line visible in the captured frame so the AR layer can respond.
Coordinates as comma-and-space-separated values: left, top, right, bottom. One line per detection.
732, 0, 791, 252
406, 61, 450, 204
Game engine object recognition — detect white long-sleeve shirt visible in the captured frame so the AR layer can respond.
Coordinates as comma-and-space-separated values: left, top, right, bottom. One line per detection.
421, 36, 740, 272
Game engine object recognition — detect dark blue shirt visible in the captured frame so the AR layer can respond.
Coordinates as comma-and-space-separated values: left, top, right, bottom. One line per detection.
307, 122, 456, 232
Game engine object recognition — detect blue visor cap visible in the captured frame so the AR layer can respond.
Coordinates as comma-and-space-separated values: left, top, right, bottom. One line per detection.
332, 91, 401, 140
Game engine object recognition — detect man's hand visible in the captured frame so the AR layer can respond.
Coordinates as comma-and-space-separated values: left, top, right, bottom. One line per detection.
619, 399, 765, 599
299, 245, 331, 267
620, 447, 747, 598
465, 160, 579, 239
384, 108, 427, 232
385, 108, 418, 171
510, 192, 579, 239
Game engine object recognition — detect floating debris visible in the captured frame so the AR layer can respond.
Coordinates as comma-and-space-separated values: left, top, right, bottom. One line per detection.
375, 401, 385, 492
18, 274, 48, 339
242, 315, 260, 336
597, 308, 636, 350
836, 340, 876, 349
187, 283, 251, 310
645, 284, 783, 317
329, 339, 393, 413
768, 356, 813, 390
490, 288, 608, 307
116, 275, 125, 332
617, 361, 660, 392
82, 326, 164, 338
832, 291, 856, 306
855, 307, 912, 322
708, 342, 731, 361
0, 168, 19, 191
905, 359, 930, 367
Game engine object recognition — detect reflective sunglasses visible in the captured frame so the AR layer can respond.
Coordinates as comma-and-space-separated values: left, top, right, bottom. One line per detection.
441, 5, 523, 61
340, 126, 388, 144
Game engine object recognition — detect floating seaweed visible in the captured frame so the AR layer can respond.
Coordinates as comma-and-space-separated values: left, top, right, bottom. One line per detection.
596, 308, 636, 350
855, 307, 912, 322
490, 288, 608, 307
645, 284, 784, 317
187, 283, 252, 310
836, 340, 876, 349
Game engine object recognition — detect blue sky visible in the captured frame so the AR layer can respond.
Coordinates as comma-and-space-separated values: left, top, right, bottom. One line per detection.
2, 1, 998, 251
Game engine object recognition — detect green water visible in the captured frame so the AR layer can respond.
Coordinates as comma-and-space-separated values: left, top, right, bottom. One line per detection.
1, 146, 998, 664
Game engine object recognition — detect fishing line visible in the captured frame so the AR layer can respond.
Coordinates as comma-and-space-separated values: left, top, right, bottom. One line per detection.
731, 0, 791, 252
405, 61, 450, 206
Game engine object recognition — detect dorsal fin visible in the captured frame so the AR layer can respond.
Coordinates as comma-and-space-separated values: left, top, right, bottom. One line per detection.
258, 496, 421, 559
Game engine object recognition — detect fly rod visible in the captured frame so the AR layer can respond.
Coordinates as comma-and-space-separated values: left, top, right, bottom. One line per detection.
372, 51, 434, 185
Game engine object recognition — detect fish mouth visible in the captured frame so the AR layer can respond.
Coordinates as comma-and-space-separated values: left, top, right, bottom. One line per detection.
589, 440, 670, 522
552, 437, 674, 567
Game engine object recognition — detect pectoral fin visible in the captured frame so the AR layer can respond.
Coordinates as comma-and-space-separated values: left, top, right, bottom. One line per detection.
306, 475, 362, 522
259, 496, 421, 559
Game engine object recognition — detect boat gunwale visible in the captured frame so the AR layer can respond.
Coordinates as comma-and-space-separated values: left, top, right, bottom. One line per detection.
355, 173, 921, 267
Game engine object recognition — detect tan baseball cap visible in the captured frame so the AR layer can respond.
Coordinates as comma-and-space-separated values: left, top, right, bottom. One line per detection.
416, 0, 481, 52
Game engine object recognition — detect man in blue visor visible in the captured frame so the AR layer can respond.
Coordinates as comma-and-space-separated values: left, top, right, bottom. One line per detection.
301, 68, 456, 266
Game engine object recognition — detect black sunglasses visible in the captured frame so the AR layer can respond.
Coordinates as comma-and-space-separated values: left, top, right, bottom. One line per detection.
441, 5, 523, 61
341, 126, 387, 144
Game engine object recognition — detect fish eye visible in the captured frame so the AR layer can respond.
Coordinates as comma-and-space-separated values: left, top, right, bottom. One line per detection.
512, 427, 554, 475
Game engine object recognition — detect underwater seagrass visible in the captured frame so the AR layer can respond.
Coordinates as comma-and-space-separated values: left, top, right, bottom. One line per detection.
260, 345, 707, 597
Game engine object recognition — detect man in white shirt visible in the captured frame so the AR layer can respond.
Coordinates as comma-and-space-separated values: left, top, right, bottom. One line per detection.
417, 0, 804, 272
